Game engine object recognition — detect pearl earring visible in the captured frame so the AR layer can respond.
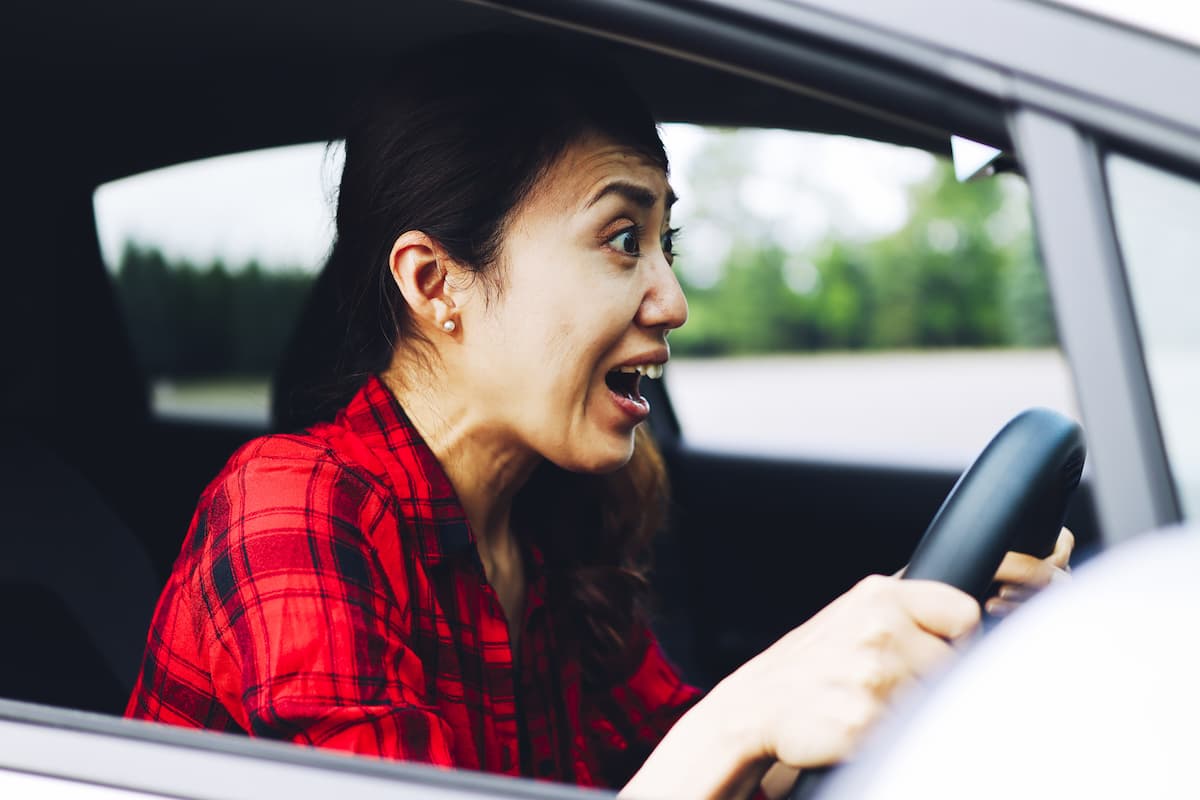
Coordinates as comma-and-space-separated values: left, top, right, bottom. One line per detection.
443, 319, 456, 332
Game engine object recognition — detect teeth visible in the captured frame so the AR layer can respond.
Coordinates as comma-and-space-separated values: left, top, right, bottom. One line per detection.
616, 363, 664, 379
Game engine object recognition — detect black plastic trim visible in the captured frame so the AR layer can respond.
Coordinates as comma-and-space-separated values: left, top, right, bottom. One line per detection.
466, 0, 1009, 149
474, 0, 1200, 169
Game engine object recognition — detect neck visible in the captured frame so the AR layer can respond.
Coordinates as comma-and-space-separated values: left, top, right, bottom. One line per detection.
379, 365, 540, 568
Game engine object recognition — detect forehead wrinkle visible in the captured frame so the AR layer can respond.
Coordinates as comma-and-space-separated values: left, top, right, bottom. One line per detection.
571, 143, 668, 207
522, 138, 671, 227
575, 172, 673, 221
585, 181, 658, 211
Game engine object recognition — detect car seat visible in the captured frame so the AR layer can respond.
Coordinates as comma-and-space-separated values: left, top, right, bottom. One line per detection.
271, 258, 355, 432
0, 181, 160, 715
0, 433, 160, 714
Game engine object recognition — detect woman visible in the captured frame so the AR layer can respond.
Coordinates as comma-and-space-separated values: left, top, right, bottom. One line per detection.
126, 37, 1072, 799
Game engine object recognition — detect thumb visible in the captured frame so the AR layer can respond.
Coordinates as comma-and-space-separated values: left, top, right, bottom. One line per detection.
895, 580, 980, 640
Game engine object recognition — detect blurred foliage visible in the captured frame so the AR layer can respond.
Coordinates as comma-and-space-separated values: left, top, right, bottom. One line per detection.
112, 242, 312, 379
671, 154, 1056, 356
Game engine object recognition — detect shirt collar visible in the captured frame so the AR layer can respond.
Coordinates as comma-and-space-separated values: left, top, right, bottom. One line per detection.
339, 374, 476, 568
338, 374, 546, 600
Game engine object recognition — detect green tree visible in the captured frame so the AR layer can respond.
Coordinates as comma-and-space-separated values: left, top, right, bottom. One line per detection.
112, 242, 315, 379
669, 136, 1055, 357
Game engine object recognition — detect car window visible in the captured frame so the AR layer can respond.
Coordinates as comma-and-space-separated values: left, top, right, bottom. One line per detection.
93, 130, 1078, 465
93, 143, 343, 425
1105, 153, 1200, 518
659, 126, 1078, 467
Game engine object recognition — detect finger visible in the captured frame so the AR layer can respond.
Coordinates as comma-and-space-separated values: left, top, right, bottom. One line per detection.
998, 582, 1046, 599
994, 568, 1070, 604
984, 597, 1020, 617
894, 580, 980, 641
998, 585, 1036, 604
992, 550, 1056, 589
1051, 527, 1075, 569
895, 619, 958, 679
853, 609, 957, 697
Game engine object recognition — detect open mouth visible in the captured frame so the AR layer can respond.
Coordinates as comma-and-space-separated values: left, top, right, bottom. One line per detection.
603, 363, 664, 420
605, 369, 643, 403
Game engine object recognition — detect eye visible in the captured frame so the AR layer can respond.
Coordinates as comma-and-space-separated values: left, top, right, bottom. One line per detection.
606, 226, 641, 256
661, 227, 679, 259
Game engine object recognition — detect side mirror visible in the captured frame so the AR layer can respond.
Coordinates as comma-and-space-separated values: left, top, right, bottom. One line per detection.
951, 135, 1004, 182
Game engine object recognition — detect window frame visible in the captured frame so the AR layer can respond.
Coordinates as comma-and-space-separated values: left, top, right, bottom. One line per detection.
0, 698, 606, 800
1012, 112, 1182, 544
1098, 148, 1200, 521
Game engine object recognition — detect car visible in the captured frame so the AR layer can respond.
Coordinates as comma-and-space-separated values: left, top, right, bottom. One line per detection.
1, 0, 1196, 797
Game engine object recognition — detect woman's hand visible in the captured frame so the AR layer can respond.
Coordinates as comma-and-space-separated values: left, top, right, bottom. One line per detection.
725, 575, 979, 769
623, 575, 978, 799
698, 575, 979, 779
985, 527, 1074, 618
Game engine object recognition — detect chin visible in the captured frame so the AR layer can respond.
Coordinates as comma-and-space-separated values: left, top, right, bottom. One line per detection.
550, 432, 636, 474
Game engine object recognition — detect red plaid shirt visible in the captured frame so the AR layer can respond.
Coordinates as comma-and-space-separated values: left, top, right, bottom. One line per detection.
126, 375, 701, 788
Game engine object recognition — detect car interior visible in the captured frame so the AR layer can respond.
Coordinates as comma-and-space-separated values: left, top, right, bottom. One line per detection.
0, 0, 1102, 747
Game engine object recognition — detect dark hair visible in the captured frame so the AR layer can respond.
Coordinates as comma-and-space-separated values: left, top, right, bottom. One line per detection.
321, 36, 672, 684
332, 36, 668, 372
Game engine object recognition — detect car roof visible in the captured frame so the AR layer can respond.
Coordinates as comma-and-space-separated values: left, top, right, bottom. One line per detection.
0, 0, 953, 185
1047, 0, 1200, 49
6, 0, 1198, 188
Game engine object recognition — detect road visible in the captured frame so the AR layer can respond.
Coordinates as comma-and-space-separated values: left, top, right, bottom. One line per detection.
154, 349, 1082, 471
665, 349, 1079, 469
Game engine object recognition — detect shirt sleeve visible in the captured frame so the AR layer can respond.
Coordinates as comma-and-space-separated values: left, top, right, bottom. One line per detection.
582, 627, 704, 788
584, 633, 769, 799
195, 449, 457, 765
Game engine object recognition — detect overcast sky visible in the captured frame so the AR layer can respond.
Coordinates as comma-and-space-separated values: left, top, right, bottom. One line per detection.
94, 141, 345, 273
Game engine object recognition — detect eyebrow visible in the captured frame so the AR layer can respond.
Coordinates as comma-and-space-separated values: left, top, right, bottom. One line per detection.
586, 181, 678, 211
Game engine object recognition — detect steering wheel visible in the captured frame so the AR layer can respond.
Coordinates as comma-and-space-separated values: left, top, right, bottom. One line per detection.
789, 407, 1085, 800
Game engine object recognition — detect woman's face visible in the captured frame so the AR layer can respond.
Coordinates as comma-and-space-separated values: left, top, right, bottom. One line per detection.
453, 133, 687, 472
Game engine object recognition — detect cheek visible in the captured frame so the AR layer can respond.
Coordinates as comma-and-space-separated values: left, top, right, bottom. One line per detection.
472, 280, 587, 396
550, 289, 638, 382
533, 305, 607, 397
487, 242, 644, 416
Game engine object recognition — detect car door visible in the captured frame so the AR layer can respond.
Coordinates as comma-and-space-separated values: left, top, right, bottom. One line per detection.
0, 698, 608, 800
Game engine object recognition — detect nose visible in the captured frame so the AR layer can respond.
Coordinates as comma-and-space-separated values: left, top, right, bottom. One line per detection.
637, 254, 689, 333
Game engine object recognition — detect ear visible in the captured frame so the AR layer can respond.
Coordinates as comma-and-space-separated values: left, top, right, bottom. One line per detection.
388, 230, 458, 334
